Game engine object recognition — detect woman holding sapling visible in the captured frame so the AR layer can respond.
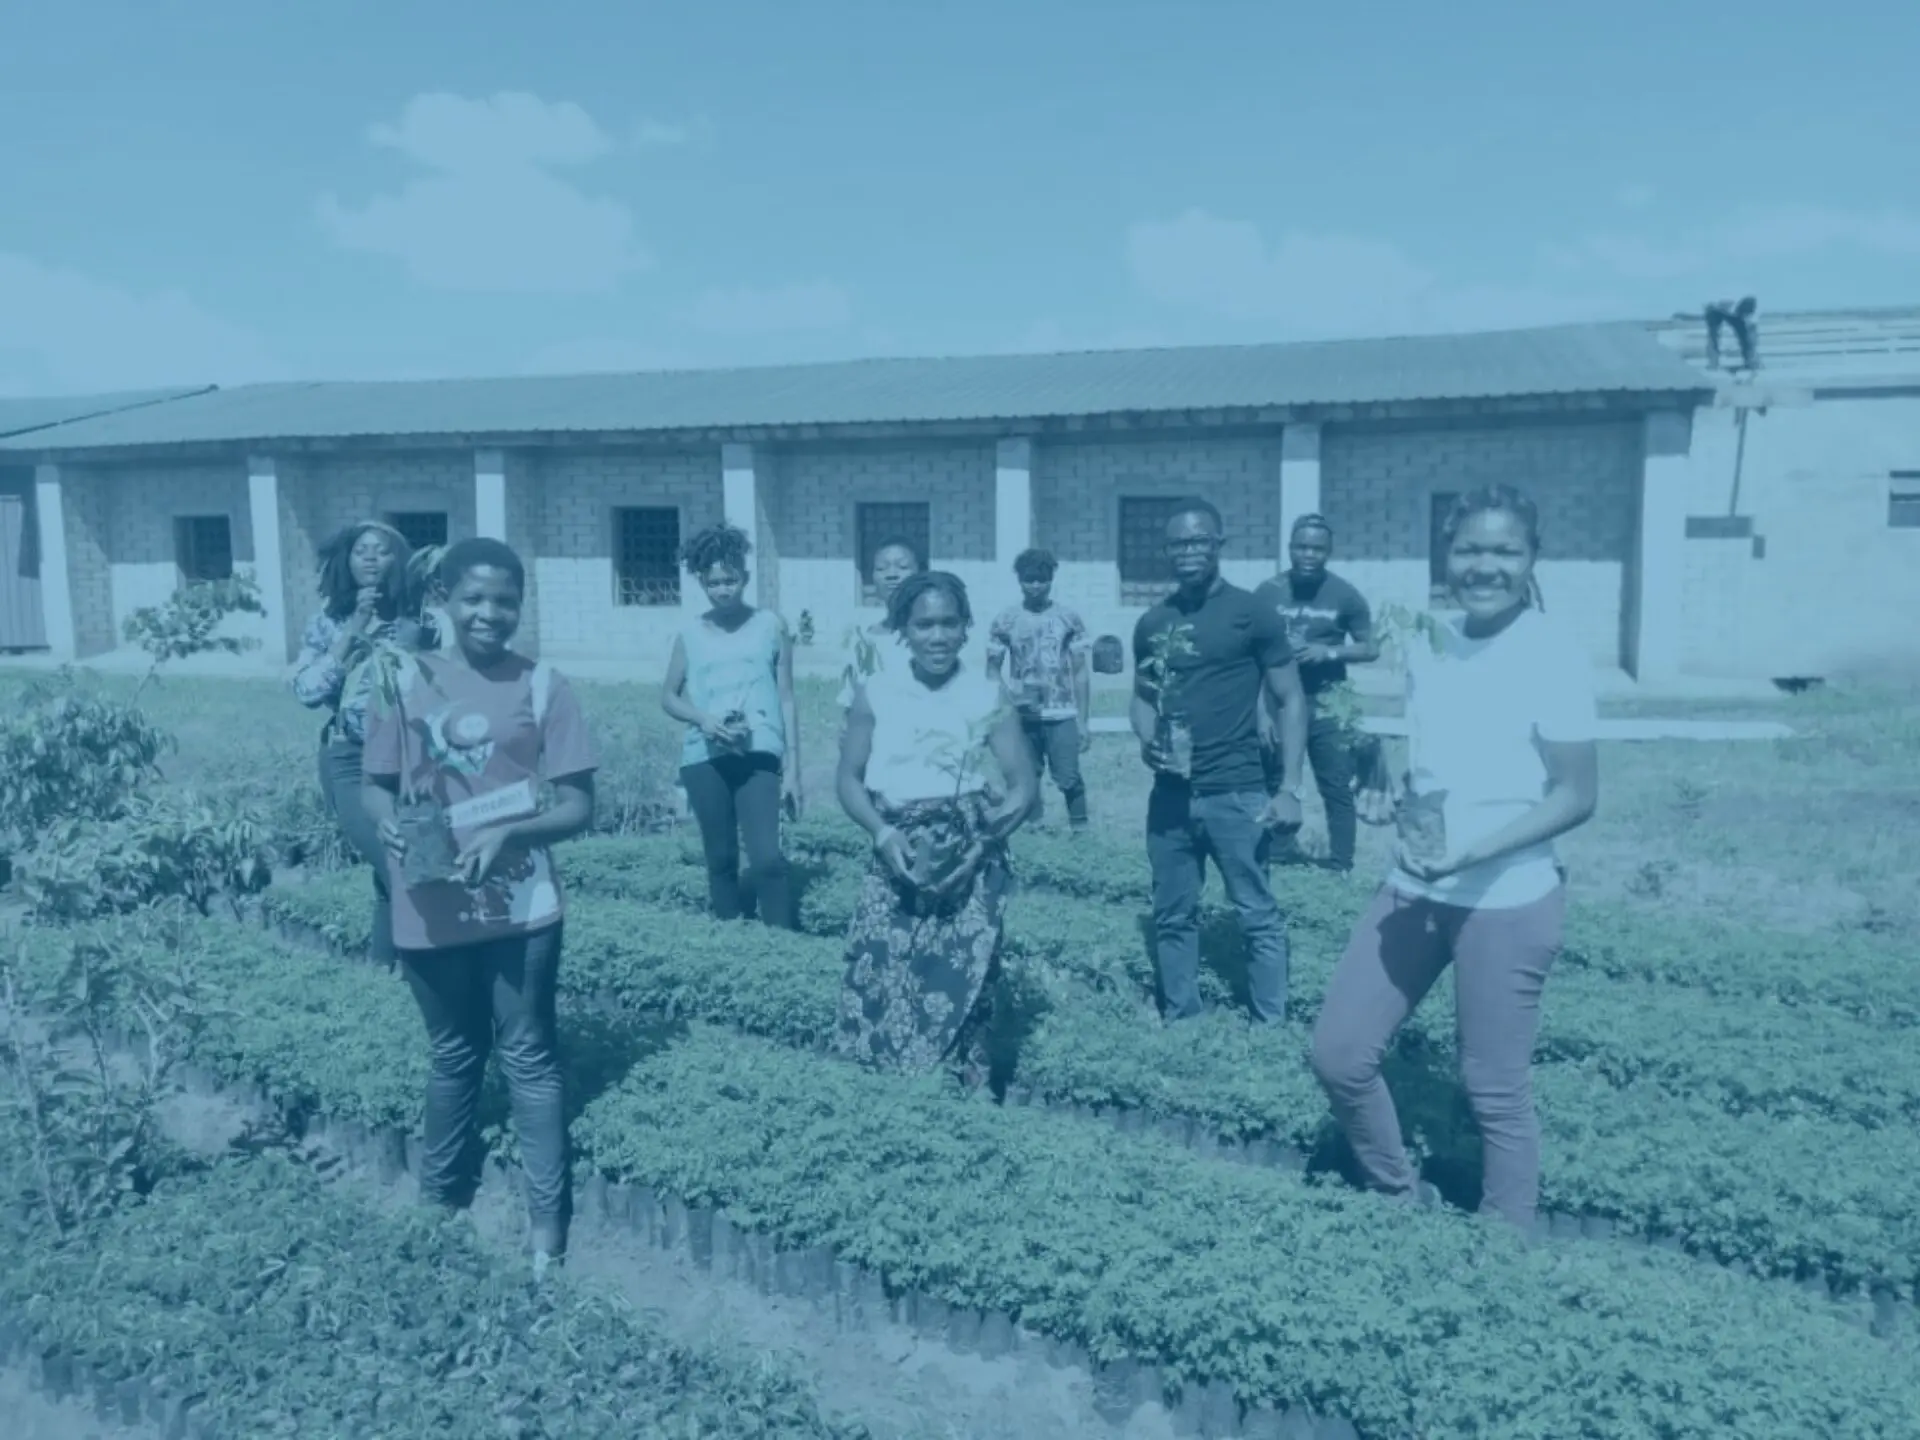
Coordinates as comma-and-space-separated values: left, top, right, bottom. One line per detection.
833, 570, 1036, 1088
660, 522, 801, 928
837, 538, 925, 709
288, 520, 439, 969
1310, 484, 1598, 1232
360, 538, 598, 1278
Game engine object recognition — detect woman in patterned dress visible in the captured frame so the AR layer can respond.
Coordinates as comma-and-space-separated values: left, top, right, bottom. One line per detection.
832, 571, 1037, 1088
288, 520, 436, 968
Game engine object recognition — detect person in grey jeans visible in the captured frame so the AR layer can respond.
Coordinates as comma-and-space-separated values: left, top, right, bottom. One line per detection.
1130, 499, 1309, 1023
1310, 485, 1599, 1231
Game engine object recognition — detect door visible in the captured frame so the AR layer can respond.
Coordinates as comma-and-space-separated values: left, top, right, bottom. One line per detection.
0, 473, 47, 650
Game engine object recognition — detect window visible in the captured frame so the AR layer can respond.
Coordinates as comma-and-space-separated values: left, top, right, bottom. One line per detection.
385, 510, 448, 552
174, 515, 233, 584
1428, 491, 1460, 602
854, 501, 930, 604
1890, 473, 1920, 530
613, 507, 681, 606
1117, 496, 1186, 606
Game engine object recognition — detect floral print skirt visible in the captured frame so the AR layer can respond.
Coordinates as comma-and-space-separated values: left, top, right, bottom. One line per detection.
832, 792, 1010, 1084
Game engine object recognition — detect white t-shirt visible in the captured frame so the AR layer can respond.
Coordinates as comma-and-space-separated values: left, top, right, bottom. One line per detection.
1388, 606, 1597, 910
860, 663, 1003, 806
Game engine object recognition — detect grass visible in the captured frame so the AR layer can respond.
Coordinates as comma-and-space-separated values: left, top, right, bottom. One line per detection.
3, 663, 1915, 937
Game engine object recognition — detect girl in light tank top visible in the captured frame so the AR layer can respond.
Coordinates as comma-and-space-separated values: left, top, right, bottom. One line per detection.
660, 523, 801, 929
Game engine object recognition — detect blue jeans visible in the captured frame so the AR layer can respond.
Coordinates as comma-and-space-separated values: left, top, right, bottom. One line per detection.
1145, 782, 1291, 1023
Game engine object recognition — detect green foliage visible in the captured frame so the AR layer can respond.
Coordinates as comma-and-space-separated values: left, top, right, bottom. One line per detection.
0, 913, 211, 1236
22, 912, 1920, 1437
0, 1152, 871, 1439
11, 789, 276, 921
1137, 620, 1198, 716
0, 676, 172, 861
266, 829, 1920, 1298
120, 573, 268, 695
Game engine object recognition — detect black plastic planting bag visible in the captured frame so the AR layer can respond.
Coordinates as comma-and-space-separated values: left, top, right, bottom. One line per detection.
395, 797, 460, 888
1090, 635, 1125, 674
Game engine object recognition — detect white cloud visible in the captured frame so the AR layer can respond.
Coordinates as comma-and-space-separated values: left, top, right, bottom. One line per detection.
689, 281, 853, 335
317, 91, 651, 294
0, 252, 284, 396
633, 118, 692, 148
1125, 209, 1606, 340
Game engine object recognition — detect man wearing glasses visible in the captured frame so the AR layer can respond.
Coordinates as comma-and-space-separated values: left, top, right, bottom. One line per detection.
1130, 499, 1309, 1024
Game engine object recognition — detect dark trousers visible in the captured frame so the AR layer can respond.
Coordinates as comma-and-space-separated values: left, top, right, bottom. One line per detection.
318, 738, 395, 964
1021, 715, 1088, 827
399, 924, 570, 1244
1145, 781, 1291, 1023
1263, 706, 1359, 870
680, 752, 794, 928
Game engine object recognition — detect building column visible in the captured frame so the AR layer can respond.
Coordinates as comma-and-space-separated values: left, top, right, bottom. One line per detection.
994, 437, 1033, 566
245, 456, 290, 665
1279, 423, 1322, 559
1632, 410, 1691, 683
31, 463, 76, 661
474, 449, 507, 540
720, 442, 761, 606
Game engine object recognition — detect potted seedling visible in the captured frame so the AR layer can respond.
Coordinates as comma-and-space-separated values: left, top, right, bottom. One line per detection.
1139, 622, 1199, 779
908, 704, 1008, 900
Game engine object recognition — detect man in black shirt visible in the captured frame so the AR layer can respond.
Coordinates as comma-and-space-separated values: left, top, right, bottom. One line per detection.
1253, 515, 1380, 873
1130, 499, 1309, 1023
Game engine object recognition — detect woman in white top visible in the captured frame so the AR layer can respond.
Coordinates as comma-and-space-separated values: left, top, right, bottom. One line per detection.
1309, 485, 1600, 1232
836, 538, 924, 709
832, 570, 1036, 1088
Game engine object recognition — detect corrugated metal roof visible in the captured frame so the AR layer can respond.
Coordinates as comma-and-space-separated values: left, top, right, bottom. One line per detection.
1, 321, 1709, 454
0, 386, 215, 440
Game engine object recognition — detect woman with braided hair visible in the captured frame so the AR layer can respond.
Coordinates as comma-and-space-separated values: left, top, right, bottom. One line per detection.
833, 570, 1036, 1087
1311, 484, 1599, 1232
288, 520, 439, 969
660, 522, 801, 928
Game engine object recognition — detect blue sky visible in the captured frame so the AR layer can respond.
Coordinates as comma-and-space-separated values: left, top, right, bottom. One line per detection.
1, 0, 1914, 395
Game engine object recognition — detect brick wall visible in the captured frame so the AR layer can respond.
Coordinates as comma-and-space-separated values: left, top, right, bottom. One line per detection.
101, 459, 275, 654
529, 448, 722, 663
771, 440, 997, 671
1678, 395, 1920, 678
58, 467, 115, 657
1321, 417, 1643, 667
1030, 433, 1285, 659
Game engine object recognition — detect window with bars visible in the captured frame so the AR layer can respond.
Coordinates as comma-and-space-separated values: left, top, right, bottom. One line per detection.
1116, 496, 1185, 606
174, 515, 234, 584
385, 510, 449, 552
1890, 473, 1920, 530
854, 501, 930, 604
613, 507, 682, 606
1429, 491, 1460, 602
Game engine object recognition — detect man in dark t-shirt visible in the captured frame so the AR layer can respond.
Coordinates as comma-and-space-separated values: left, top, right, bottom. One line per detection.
1252, 515, 1380, 873
1130, 499, 1309, 1024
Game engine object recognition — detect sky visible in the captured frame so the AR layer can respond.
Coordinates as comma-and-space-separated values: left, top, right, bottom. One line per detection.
1, 0, 1915, 396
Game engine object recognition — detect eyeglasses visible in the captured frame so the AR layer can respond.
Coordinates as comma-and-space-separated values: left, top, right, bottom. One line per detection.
1165, 537, 1220, 554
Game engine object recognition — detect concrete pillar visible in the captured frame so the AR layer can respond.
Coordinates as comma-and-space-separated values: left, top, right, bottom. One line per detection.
720, 442, 761, 606
245, 456, 290, 664
994, 437, 1033, 566
1279, 423, 1322, 560
474, 449, 507, 540
1632, 410, 1691, 683
31, 463, 76, 661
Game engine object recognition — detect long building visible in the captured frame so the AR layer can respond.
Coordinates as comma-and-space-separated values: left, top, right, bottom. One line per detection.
0, 307, 1914, 686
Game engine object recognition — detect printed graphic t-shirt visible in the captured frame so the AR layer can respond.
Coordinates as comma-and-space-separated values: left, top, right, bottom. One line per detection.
362, 652, 598, 951
1132, 582, 1294, 796
1388, 606, 1597, 911
986, 602, 1089, 721
1251, 570, 1374, 694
